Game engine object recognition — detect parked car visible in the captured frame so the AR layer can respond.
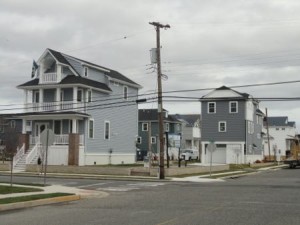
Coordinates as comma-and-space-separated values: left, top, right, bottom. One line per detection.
180, 149, 199, 161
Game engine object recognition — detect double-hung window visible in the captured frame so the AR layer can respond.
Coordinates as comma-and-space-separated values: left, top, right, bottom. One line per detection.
229, 101, 238, 113
104, 121, 110, 140
218, 121, 226, 132
88, 119, 94, 139
123, 86, 128, 100
151, 137, 156, 144
142, 123, 148, 131
136, 136, 142, 144
208, 102, 216, 114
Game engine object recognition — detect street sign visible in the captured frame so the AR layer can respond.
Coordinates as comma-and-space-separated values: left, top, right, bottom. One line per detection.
208, 141, 216, 152
40, 129, 55, 147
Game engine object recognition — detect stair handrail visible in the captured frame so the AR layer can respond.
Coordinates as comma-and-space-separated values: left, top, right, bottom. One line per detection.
13, 144, 25, 168
26, 141, 41, 164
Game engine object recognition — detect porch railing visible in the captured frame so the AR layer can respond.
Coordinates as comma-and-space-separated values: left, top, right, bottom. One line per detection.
25, 101, 86, 113
30, 135, 84, 145
13, 144, 25, 168
26, 142, 41, 164
40, 72, 57, 84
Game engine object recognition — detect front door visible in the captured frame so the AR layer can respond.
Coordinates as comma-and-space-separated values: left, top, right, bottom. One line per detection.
35, 123, 49, 137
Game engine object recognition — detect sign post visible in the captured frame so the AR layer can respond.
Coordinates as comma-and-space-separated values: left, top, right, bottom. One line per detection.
40, 128, 55, 186
208, 140, 216, 177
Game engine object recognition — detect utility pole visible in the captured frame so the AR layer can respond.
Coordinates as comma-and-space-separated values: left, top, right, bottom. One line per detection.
148, 122, 152, 172
265, 108, 271, 161
149, 22, 170, 179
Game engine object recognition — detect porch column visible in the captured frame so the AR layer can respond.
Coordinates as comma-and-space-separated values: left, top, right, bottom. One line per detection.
57, 64, 62, 82
72, 118, 77, 134
22, 119, 26, 134
73, 86, 78, 110
24, 90, 28, 112
56, 87, 61, 111
39, 88, 44, 111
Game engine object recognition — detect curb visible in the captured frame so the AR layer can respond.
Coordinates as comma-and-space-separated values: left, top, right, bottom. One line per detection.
0, 194, 80, 212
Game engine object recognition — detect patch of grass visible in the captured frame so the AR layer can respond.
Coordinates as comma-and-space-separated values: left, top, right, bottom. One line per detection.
0, 182, 46, 187
92, 163, 143, 167
0, 185, 43, 195
0, 193, 73, 204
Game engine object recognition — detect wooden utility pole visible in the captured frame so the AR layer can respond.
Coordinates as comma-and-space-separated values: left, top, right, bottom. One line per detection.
265, 108, 271, 161
148, 122, 152, 172
149, 22, 170, 179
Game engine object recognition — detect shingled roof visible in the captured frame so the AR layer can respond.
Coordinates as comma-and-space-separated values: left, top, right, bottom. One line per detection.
139, 109, 180, 123
265, 116, 295, 127
48, 48, 140, 87
18, 75, 112, 92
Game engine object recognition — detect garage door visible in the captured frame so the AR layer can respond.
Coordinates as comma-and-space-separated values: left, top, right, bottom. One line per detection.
206, 147, 226, 164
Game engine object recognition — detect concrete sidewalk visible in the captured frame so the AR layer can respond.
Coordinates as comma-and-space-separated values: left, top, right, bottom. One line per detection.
0, 183, 108, 212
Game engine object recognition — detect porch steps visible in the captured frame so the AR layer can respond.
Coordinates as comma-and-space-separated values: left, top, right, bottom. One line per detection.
13, 146, 37, 172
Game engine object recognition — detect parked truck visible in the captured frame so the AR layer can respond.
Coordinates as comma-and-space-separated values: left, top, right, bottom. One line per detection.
284, 145, 300, 168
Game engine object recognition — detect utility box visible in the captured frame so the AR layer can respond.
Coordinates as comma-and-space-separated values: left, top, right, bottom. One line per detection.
150, 48, 157, 64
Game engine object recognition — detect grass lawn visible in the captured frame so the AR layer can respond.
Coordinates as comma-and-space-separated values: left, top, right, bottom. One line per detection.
0, 193, 73, 204
0, 185, 43, 195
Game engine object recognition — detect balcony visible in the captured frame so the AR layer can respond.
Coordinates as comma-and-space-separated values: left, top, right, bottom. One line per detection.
40, 72, 59, 84
25, 101, 85, 113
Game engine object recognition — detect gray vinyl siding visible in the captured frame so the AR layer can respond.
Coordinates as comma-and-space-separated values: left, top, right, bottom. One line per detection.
201, 100, 246, 142
85, 86, 139, 154
85, 68, 106, 83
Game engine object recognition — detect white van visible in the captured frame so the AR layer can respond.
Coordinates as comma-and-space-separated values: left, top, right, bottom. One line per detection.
180, 149, 199, 161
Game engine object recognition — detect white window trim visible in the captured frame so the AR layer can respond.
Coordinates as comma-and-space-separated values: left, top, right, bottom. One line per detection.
137, 136, 142, 144
123, 86, 128, 100
142, 123, 148, 131
84, 67, 88, 77
86, 90, 92, 103
151, 136, 156, 144
88, 119, 94, 139
165, 123, 169, 132
104, 121, 110, 140
208, 102, 216, 114
218, 121, 226, 132
229, 101, 238, 113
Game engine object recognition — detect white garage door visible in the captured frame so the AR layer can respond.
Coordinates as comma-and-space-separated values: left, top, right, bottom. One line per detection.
206, 147, 226, 164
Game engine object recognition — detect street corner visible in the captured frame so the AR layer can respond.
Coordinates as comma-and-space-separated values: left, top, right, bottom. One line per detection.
76, 189, 109, 199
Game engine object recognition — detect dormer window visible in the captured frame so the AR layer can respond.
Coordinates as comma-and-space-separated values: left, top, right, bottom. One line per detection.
84, 67, 88, 77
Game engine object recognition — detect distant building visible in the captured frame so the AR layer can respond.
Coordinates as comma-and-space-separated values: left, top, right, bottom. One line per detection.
263, 116, 297, 159
137, 109, 182, 160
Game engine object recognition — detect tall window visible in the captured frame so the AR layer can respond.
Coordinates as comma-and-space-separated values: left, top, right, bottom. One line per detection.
87, 90, 92, 103
165, 123, 169, 132
89, 119, 94, 139
123, 86, 128, 100
229, 101, 238, 113
10, 120, 16, 128
104, 121, 110, 140
218, 121, 226, 132
208, 102, 216, 113
136, 136, 142, 144
33, 91, 39, 103
84, 67, 88, 77
54, 120, 61, 135
77, 89, 83, 102
142, 123, 148, 131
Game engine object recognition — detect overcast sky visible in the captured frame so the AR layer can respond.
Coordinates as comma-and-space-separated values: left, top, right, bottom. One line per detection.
1, 0, 300, 129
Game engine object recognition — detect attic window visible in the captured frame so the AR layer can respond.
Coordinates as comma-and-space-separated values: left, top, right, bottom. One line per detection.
84, 67, 88, 77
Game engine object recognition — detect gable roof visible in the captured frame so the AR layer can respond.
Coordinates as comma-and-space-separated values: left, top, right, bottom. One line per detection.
201, 86, 251, 100
47, 48, 141, 87
139, 109, 180, 123
265, 116, 295, 127
171, 114, 201, 127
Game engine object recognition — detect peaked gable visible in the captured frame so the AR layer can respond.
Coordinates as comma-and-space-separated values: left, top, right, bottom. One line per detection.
202, 86, 250, 99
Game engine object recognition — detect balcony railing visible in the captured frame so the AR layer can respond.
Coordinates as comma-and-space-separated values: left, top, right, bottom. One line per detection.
40, 72, 58, 84
25, 101, 85, 113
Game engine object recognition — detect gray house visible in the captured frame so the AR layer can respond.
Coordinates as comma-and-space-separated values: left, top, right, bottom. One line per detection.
171, 114, 201, 150
201, 86, 264, 164
137, 109, 182, 160
2, 48, 141, 170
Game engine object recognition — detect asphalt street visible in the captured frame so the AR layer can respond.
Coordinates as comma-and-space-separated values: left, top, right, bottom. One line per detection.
1, 167, 300, 225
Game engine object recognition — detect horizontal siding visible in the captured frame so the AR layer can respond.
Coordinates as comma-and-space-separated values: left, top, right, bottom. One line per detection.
201, 100, 246, 142
86, 85, 138, 155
